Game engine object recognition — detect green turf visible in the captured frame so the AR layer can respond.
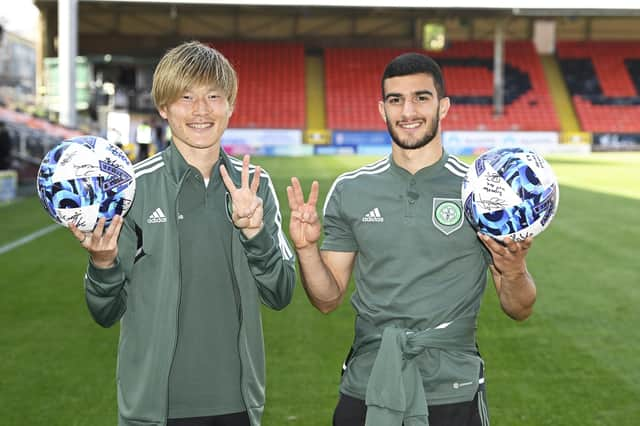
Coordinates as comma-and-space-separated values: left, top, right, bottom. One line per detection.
0, 197, 56, 245
1, 152, 638, 425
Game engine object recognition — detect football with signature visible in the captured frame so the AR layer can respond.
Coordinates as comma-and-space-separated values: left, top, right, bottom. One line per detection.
461, 146, 559, 241
37, 135, 136, 232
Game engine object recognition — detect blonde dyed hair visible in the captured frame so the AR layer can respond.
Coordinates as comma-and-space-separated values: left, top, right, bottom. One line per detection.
152, 41, 238, 109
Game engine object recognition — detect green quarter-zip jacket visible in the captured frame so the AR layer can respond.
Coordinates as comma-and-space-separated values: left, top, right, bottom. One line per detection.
84, 145, 296, 426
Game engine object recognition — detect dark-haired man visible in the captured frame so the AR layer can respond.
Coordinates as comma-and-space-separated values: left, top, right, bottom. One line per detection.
287, 53, 537, 426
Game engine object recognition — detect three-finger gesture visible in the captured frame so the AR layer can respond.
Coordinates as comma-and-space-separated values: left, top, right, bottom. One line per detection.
69, 215, 124, 269
220, 154, 264, 239
286, 177, 321, 250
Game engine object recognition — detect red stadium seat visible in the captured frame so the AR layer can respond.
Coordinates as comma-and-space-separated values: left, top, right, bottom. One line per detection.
324, 41, 559, 131
557, 41, 640, 132
215, 41, 306, 129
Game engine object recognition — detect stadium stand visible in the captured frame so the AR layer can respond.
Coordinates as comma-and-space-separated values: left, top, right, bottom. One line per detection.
215, 42, 306, 129
325, 41, 559, 132
557, 41, 640, 133
0, 106, 82, 183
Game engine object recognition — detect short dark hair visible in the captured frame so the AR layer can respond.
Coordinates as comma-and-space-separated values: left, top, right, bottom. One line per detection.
381, 53, 446, 99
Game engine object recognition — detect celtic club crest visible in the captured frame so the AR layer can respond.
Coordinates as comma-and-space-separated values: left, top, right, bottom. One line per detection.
432, 198, 464, 235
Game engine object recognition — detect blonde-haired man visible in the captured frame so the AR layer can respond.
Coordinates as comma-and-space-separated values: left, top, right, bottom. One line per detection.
70, 41, 296, 426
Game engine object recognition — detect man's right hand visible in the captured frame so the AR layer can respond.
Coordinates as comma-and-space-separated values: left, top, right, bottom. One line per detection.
286, 177, 321, 251
69, 215, 123, 269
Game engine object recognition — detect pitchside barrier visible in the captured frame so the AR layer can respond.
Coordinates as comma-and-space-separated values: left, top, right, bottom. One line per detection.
0, 170, 18, 203
218, 129, 595, 156
0, 116, 609, 163
592, 133, 640, 152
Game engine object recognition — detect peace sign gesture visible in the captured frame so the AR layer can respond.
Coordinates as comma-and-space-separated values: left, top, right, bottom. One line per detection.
286, 177, 321, 251
220, 154, 264, 239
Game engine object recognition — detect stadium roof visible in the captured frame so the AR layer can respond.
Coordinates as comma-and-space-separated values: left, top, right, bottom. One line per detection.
78, 0, 640, 12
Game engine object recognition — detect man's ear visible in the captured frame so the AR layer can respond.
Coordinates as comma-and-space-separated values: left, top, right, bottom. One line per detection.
378, 100, 387, 123
158, 105, 168, 120
439, 97, 451, 119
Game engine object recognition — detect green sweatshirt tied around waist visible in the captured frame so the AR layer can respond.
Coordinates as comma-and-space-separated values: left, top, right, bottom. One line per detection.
361, 316, 478, 426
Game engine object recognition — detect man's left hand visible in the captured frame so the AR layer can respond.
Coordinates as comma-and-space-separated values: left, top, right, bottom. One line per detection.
478, 233, 532, 279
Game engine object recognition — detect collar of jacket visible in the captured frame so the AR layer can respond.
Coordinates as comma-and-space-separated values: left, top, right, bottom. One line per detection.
162, 144, 238, 185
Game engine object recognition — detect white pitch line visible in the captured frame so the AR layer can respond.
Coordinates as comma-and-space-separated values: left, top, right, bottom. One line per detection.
0, 224, 61, 255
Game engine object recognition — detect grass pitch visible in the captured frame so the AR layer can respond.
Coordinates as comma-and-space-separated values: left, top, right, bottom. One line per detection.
1, 152, 638, 426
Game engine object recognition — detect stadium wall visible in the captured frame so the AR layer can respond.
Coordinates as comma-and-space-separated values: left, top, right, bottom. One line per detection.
217, 128, 590, 157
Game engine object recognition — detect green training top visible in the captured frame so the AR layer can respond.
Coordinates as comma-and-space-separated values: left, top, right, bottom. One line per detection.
321, 152, 491, 406
168, 160, 245, 418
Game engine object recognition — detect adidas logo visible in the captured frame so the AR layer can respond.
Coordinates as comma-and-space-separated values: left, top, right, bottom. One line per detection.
147, 208, 167, 224
362, 208, 384, 223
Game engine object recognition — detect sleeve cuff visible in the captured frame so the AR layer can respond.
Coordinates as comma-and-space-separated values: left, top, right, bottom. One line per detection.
320, 240, 358, 252
87, 257, 125, 284
239, 225, 274, 257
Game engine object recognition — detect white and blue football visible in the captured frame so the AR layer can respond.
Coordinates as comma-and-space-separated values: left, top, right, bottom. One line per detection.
37, 135, 136, 232
461, 146, 559, 241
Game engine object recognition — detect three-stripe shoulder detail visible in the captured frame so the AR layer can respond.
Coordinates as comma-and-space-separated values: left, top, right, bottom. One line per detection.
323, 157, 390, 216
336, 157, 390, 180
134, 153, 165, 178
444, 155, 469, 178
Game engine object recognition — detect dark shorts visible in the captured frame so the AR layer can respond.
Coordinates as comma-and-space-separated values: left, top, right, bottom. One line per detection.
167, 411, 250, 426
332, 391, 490, 426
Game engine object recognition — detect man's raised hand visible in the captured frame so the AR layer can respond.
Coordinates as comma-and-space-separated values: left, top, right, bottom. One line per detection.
220, 154, 264, 239
286, 177, 321, 250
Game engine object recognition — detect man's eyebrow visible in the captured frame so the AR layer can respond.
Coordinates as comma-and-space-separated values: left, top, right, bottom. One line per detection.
384, 89, 434, 100
414, 90, 434, 97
